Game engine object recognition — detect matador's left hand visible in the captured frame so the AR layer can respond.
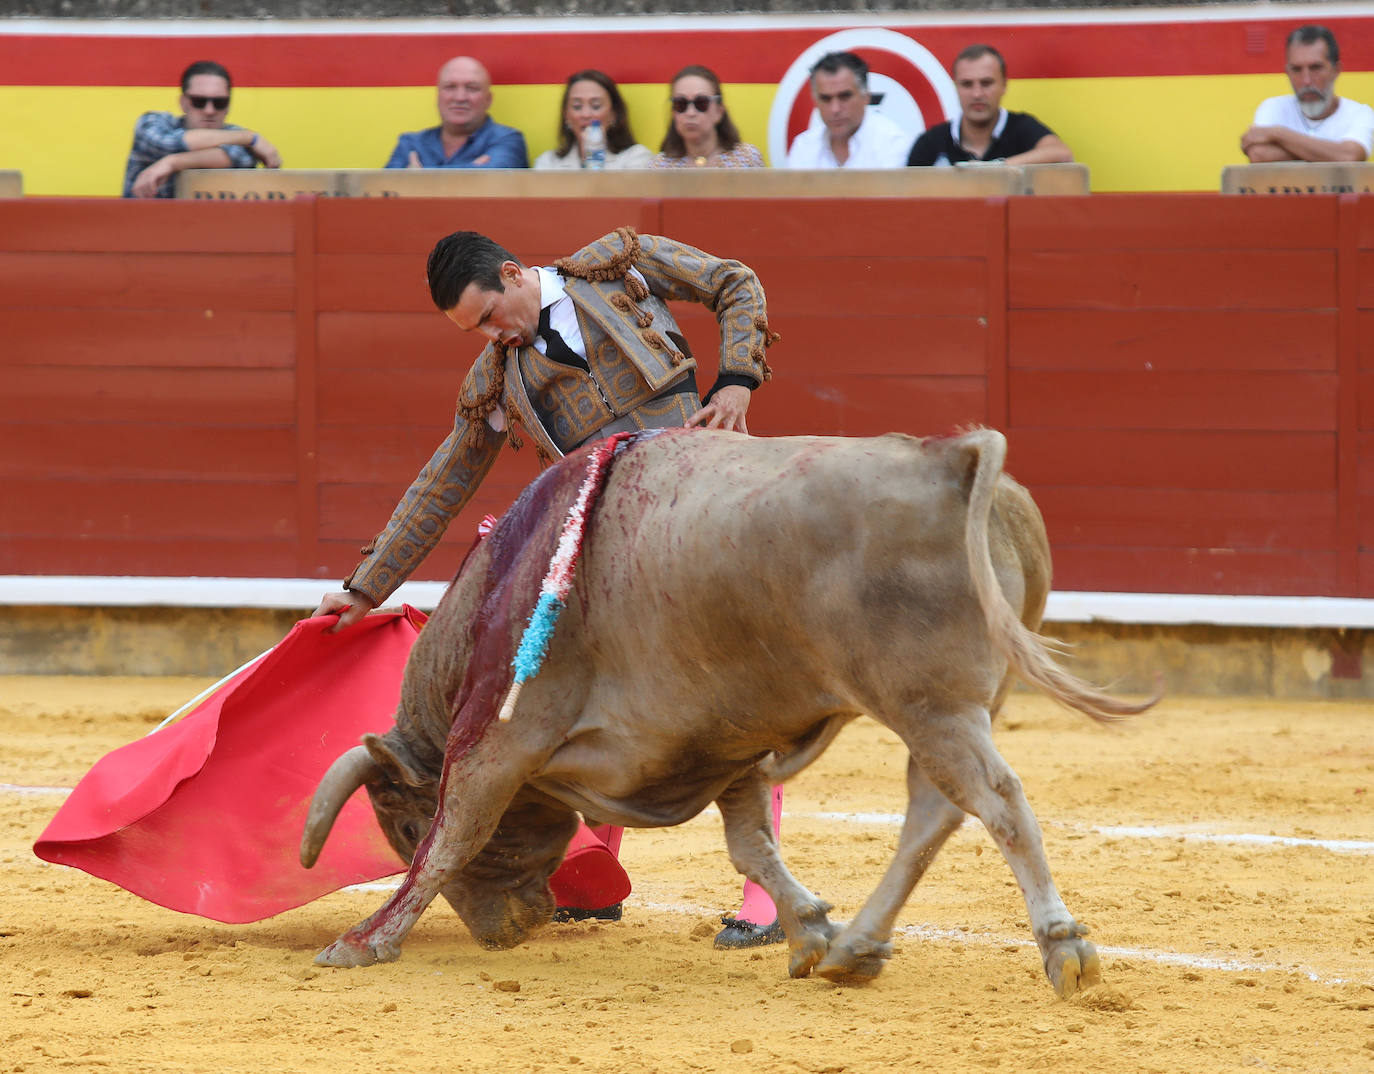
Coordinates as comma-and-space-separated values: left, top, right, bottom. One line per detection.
686, 384, 751, 434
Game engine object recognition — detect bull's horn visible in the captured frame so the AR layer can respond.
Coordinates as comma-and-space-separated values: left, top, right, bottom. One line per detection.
299, 745, 381, 869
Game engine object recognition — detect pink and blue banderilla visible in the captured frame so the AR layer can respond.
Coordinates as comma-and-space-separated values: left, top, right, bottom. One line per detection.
498, 432, 635, 722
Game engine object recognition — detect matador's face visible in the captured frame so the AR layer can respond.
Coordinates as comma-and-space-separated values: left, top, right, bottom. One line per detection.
445, 262, 541, 350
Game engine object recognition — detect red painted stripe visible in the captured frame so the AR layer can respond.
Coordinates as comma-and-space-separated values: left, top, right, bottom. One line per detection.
2, 18, 1372, 87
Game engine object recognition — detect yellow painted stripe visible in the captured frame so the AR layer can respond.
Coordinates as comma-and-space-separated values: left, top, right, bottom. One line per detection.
6, 75, 1374, 197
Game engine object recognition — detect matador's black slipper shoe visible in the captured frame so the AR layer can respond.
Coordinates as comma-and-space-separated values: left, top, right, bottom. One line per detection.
553, 903, 623, 923
713, 914, 785, 949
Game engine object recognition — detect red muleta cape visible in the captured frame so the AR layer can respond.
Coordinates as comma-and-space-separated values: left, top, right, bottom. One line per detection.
33, 608, 629, 924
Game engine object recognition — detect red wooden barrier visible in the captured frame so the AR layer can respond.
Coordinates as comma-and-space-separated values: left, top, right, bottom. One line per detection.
1, 194, 1370, 598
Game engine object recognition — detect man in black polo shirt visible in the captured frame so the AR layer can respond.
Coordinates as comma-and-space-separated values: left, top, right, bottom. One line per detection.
908, 44, 1072, 167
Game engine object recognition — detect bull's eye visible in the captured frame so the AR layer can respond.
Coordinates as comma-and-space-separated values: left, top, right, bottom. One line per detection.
401, 820, 424, 844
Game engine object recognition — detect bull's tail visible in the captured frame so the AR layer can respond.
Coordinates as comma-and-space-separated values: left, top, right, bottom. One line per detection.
959, 429, 1159, 724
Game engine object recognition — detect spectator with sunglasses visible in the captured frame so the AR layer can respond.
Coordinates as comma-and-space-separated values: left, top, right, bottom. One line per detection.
651, 65, 764, 169
784, 52, 912, 170
123, 60, 281, 199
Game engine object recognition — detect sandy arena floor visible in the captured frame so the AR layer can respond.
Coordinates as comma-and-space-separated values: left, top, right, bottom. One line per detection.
2, 676, 1372, 1074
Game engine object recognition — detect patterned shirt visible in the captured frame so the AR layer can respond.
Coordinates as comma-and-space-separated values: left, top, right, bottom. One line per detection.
383, 118, 529, 169
122, 112, 256, 198
651, 143, 765, 169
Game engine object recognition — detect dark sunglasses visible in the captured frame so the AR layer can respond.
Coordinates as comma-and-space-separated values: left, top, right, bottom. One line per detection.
671, 94, 720, 114
187, 95, 230, 110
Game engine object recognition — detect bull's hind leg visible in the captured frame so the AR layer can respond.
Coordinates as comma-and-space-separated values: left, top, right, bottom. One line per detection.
315, 741, 532, 969
814, 758, 966, 984
903, 704, 1101, 999
716, 774, 838, 978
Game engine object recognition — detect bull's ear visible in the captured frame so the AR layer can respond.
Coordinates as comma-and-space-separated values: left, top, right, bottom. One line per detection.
363, 732, 427, 788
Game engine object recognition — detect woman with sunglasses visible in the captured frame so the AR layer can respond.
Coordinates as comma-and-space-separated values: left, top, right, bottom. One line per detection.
652, 65, 764, 169
534, 69, 653, 170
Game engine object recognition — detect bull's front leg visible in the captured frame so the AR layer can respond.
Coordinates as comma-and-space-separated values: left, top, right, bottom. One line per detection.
316, 742, 530, 969
716, 775, 838, 979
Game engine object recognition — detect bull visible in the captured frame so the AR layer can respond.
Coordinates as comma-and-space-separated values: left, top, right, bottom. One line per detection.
301, 427, 1156, 997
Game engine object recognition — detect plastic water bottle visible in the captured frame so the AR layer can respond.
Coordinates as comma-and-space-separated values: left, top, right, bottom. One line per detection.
582, 120, 607, 170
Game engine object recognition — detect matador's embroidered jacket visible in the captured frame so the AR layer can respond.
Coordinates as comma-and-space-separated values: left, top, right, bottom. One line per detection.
343, 227, 778, 604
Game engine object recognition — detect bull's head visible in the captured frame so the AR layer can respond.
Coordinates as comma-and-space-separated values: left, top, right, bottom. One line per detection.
301, 735, 576, 950
300, 733, 436, 869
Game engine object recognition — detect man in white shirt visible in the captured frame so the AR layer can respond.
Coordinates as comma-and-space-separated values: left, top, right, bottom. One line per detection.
784, 51, 912, 169
1242, 24, 1374, 163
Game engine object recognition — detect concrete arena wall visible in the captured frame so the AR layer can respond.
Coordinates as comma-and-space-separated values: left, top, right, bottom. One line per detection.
5, 605, 1372, 700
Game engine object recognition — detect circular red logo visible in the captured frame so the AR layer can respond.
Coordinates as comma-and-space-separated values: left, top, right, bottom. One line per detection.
769, 28, 958, 163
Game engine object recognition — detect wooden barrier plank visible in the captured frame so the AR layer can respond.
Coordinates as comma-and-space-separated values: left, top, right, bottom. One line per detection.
746, 255, 989, 318
1357, 197, 1374, 249
319, 464, 543, 546
1337, 195, 1361, 593
317, 312, 458, 370
318, 369, 465, 426
670, 310, 987, 377
1010, 309, 1336, 372
0, 309, 295, 369
316, 538, 469, 583
1356, 250, 1374, 309
315, 253, 428, 313
1048, 546, 1339, 596
316, 426, 445, 486
0, 537, 299, 578
3, 479, 297, 539
1009, 249, 1334, 310
658, 198, 1004, 260
0, 252, 295, 311
292, 196, 321, 578
8, 367, 295, 426
0, 199, 294, 253
314, 196, 654, 255
747, 374, 986, 437
0, 424, 296, 481
177, 167, 1035, 204
1010, 370, 1336, 432
1221, 162, 1374, 196
1008, 429, 1333, 492
1021, 164, 1091, 196
1009, 194, 1336, 251
1032, 486, 1336, 550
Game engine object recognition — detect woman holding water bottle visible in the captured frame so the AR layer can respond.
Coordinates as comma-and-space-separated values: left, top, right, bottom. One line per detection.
533, 69, 653, 170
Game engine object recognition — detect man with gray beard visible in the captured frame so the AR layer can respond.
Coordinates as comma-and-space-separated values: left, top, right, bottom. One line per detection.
1242, 24, 1373, 163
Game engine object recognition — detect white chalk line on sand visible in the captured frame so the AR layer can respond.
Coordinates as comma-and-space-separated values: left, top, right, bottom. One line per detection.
8, 782, 1368, 988
331, 886, 1371, 988
6, 783, 1372, 855
811, 811, 1374, 856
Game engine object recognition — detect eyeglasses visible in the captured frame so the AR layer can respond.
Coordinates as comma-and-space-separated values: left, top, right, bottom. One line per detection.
187, 95, 230, 110
671, 94, 721, 114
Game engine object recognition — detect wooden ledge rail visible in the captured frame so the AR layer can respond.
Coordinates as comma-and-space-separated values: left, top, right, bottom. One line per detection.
0, 171, 22, 198
1222, 161, 1374, 195
176, 164, 1090, 200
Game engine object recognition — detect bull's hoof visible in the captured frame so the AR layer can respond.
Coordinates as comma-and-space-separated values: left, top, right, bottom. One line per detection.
814, 937, 893, 984
314, 933, 401, 968
1041, 922, 1101, 999
785, 903, 840, 979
